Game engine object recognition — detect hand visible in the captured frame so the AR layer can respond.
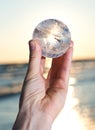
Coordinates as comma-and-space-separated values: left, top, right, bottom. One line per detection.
12, 39, 73, 130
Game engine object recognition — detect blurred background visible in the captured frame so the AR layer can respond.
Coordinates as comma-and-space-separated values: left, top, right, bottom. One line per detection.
0, 0, 95, 130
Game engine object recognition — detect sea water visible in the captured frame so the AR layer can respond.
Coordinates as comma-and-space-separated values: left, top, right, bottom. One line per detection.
0, 60, 95, 130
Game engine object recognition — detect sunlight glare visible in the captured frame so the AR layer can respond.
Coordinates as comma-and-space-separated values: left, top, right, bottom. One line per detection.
69, 77, 76, 85
52, 85, 87, 130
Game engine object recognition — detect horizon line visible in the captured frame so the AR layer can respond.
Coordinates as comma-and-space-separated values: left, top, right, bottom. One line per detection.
0, 58, 95, 65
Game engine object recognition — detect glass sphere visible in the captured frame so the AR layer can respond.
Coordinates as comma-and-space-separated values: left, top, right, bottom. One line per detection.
32, 19, 71, 58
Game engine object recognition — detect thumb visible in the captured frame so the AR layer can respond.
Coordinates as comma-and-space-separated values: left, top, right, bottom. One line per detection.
27, 39, 42, 79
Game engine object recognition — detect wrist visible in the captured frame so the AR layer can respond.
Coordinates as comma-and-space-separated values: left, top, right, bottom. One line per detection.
13, 107, 53, 130
31, 112, 53, 130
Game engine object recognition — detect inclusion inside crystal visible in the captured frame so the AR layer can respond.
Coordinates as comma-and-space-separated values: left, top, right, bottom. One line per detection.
33, 19, 71, 58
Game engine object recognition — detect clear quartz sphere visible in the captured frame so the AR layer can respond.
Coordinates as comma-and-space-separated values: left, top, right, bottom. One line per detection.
33, 19, 71, 58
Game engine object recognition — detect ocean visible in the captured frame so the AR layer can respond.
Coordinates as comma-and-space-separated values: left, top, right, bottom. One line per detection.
0, 60, 95, 130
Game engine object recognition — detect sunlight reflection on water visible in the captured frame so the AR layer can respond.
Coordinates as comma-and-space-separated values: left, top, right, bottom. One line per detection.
52, 79, 95, 130
52, 84, 87, 130
44, 59, 95, 130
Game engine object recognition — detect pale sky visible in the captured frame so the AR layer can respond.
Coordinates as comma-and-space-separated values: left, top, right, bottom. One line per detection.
0, 0, 95, 63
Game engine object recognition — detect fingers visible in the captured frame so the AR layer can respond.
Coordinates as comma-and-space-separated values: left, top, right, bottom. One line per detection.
59, 41, 73, 83
26, 39, 42, 80
40, 56, 46, 75
49, 41, 74, 86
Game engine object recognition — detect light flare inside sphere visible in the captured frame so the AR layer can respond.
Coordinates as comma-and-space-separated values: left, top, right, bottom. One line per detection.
33, 19, 71, 58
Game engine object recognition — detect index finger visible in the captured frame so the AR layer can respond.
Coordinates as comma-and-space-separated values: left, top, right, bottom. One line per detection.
59, 42, 73, 82
50, 41, 73, 84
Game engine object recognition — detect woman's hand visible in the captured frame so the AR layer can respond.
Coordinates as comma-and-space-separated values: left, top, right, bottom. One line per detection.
12, 39, 73, 130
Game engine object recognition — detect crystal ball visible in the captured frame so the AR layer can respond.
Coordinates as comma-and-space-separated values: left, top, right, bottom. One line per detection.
32, 19, 71, 58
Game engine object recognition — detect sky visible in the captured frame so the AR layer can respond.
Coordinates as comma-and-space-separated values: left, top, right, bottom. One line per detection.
0, 0, 95, 63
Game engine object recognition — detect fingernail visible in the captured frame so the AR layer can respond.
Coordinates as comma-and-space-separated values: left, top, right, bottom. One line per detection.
69, 40, 74, 48
29, 40, 36, 50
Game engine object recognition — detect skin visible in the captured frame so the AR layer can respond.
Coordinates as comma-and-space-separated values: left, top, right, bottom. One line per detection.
12, 39, 73, 130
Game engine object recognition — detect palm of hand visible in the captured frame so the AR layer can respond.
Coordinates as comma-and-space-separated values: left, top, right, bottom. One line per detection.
19, 39, 73, 122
